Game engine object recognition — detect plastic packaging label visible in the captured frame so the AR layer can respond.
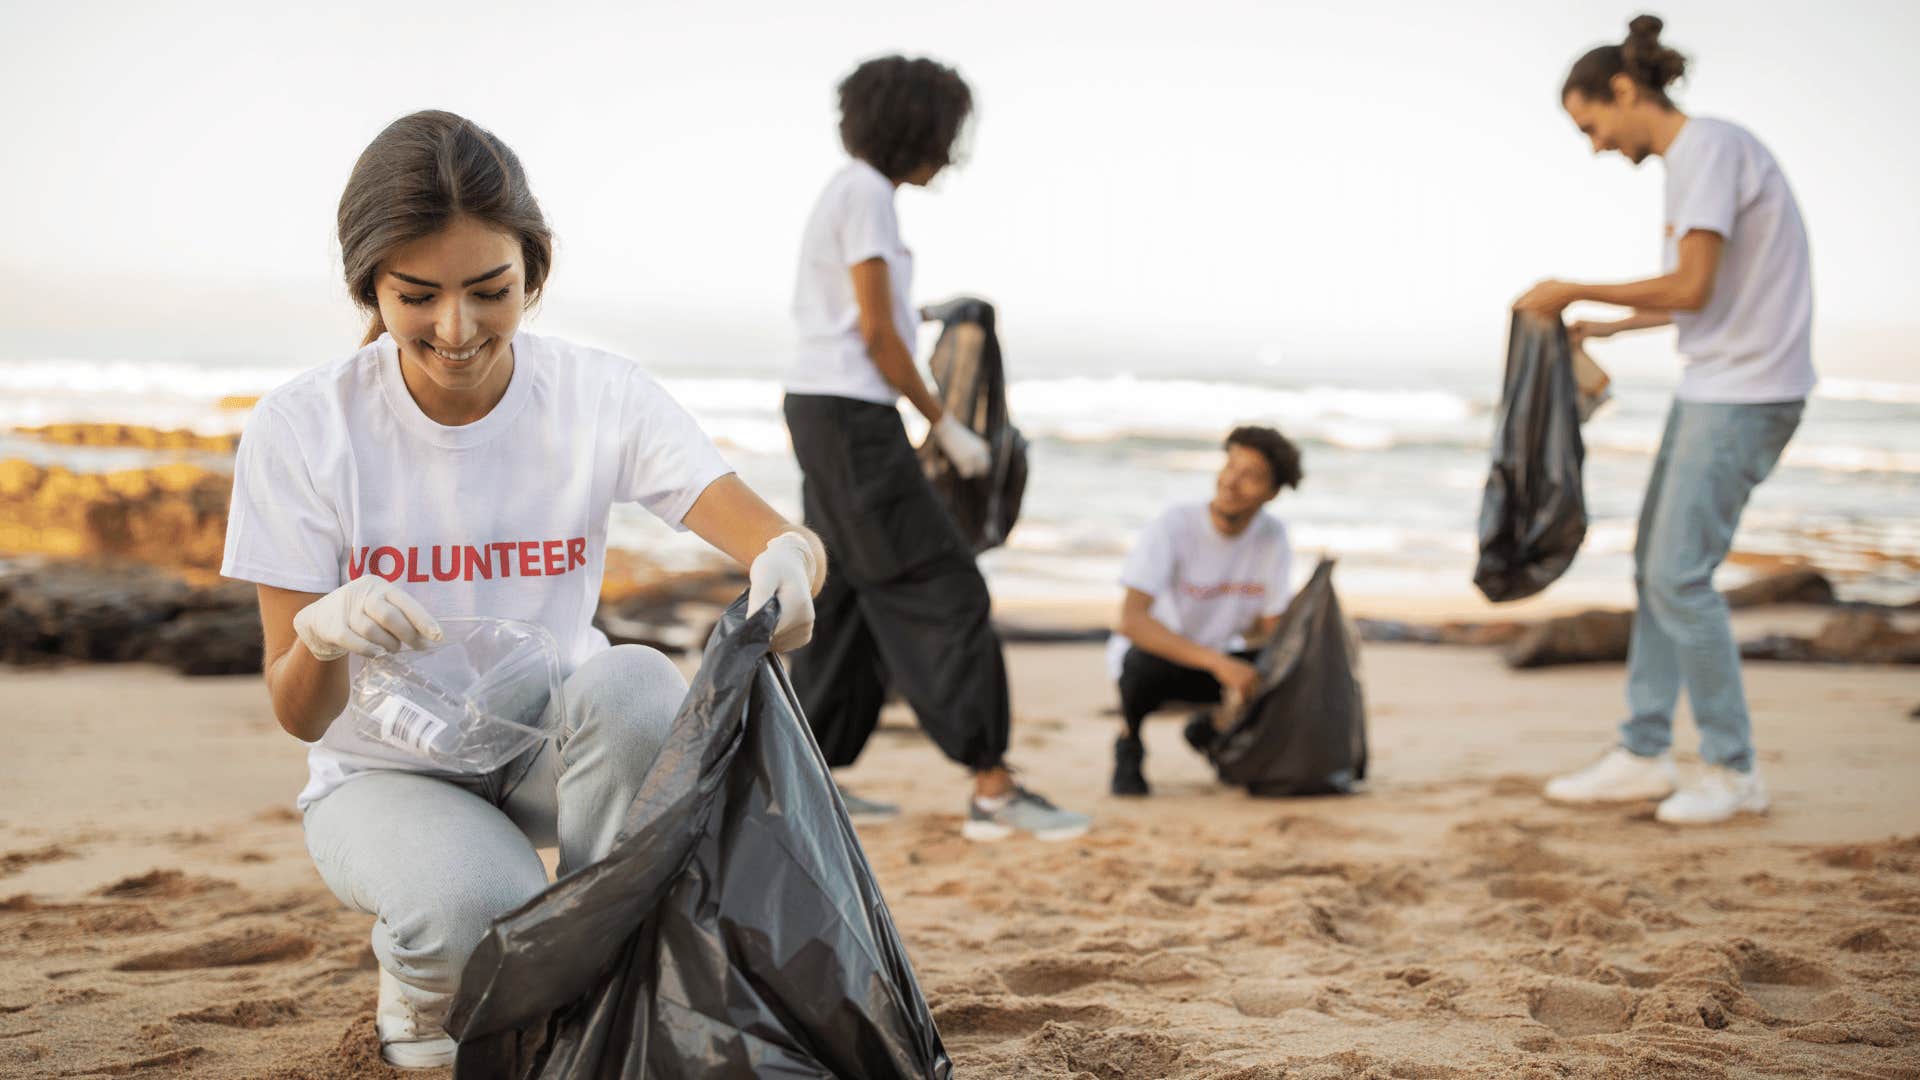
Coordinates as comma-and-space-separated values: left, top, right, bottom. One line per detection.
371, 696, 449, 754
337, 616, 565, 775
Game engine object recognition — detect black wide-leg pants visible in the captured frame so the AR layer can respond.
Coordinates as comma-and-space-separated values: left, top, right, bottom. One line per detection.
1116, 646, 1261, 739
783, 393, 1011, 771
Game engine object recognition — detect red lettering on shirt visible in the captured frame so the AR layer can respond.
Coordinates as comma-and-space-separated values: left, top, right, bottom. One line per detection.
348, 538, 595, 585
1180, 582, 1267, 601
369, 547, 403, 582
491, 541, 517, 578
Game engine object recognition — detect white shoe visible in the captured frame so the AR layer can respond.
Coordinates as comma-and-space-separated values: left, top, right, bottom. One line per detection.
1543, 748, 1679, 804
377, 967, 456, 1069
1656, 766, 1769, 825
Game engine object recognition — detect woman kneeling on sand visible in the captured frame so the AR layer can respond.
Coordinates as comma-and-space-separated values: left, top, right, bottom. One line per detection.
220, 110, 823, 1068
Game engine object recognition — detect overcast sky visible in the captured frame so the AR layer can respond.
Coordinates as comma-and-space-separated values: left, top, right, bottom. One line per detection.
2, 0, 1915, 379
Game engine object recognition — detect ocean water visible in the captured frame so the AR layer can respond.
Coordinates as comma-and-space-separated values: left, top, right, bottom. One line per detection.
1, 353, 1915, 606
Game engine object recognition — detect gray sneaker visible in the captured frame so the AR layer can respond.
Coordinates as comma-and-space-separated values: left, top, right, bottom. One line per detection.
836, 785, 901, 823
962, 786, 1091, 842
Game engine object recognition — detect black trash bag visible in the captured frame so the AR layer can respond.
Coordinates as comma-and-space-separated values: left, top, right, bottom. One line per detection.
446, 597, 951, 1080
1473, 313, 1589, 602
1210, 559, 1368, 797
917, 296, 1030, 553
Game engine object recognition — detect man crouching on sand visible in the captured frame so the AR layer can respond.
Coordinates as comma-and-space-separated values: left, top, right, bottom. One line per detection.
1108, 426, 1303, 796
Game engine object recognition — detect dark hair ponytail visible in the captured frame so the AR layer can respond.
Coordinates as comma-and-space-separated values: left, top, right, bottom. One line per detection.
337, 111, 554, 346
1563, 14, 1688, 107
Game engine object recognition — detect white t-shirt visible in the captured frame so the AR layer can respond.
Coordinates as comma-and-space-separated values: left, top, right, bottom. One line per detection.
1107, 503, 1295, 679
221, 331, 734, 809
1662, 117, 1816, 403
784, 158, 917, 405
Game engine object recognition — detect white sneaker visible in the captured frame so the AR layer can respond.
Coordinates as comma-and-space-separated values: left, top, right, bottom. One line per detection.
377, 967, 456, 1069
1656, 766, 1769, 825
1543, 748, 1679, 804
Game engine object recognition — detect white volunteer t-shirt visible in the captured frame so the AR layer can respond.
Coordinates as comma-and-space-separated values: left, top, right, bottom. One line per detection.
1106, 503, 1295, 679
784, 158, 917, 405
1662, 117, 1816, 403
221, 330, 734, 809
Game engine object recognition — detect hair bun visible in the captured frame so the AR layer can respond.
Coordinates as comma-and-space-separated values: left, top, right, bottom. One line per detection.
1627, 13, 1664, 42
1621, 13, 1685, 90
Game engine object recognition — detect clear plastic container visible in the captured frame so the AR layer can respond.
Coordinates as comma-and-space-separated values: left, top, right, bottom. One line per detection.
342, 617, 565, 774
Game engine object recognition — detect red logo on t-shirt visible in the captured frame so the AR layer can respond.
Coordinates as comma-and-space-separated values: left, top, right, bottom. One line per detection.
348, 538, 589, 584
1180, 581, 1267, 601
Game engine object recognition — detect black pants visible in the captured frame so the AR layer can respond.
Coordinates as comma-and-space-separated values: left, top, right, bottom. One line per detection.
783, 393, 1010, 771
1116, 646, 1259, 740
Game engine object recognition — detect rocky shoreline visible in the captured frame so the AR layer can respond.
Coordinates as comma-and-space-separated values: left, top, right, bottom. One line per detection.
0, 557, 757, 677
3, 555, 1914, 681
1356, 567, 1920, 668
1, 431, 1915, 676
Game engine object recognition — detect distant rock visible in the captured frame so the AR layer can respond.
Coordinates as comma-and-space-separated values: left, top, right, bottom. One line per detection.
1724, 568, 1837, 609
1357, 618, 1527, 647
0, 560, 259, 674
1744, 611, 1920, 665
0, 459, 232, 573
1502, 609, 1634, 669
12, 423, 240, 454
137, 606, 264, 676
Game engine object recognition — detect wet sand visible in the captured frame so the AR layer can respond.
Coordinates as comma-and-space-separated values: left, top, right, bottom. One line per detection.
2, 626, 1917, 1077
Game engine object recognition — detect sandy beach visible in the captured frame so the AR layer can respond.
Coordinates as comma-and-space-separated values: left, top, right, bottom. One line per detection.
2, 598, 1915, 1079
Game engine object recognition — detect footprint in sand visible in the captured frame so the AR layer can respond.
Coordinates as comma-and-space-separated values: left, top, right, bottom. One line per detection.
997, 951, 1215, 996
1007, 1025, 1190, 1079
1525, 979, 1635, 1037
94, 869, 234, 900
54, 1046, 205, 1077
1229, 979, 1320, 1018
997, 954, 1124, 996
113, 929, 316, 972
1730, 940, 1840, 1024
22, 908, 166, 939
0, 845, 75, 878
931, 995, 1119, 1037
1828, 924, 1900, 953
172, 996, 302, 1029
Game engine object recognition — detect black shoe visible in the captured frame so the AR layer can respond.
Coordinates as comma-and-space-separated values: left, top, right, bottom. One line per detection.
1111, 737, 1149, 797
1183, 712, 1219, 755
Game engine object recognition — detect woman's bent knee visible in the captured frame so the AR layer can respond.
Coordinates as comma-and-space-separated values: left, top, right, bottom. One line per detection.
572, 645, 686, 706
563, 645, 684, 764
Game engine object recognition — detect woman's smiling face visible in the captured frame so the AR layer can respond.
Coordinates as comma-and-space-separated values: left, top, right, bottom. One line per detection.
376, 215, 524, 411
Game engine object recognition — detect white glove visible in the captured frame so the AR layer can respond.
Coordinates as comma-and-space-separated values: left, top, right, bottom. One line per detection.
932, 414, 993, 480
293, 576, 443, 661
747, 532, 818, 653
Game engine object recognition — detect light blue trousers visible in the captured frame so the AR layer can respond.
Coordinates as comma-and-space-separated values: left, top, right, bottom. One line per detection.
1619, 399, 1803, 772
302, 644, 685, 1025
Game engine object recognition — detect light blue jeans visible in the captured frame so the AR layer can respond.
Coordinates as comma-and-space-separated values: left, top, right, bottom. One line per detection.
1619, 399, 1803, 772
302, 644, 685, 1026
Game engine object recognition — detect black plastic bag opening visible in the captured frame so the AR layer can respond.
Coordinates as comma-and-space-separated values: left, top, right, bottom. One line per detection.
446, 598, 952, 1079
1473, 313, 1589, 603
1210, 559, 1368, 797
917, 296, 1030, 553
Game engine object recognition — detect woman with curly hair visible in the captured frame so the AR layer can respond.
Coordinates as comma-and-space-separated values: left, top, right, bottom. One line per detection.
783, 55, 1089, 842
